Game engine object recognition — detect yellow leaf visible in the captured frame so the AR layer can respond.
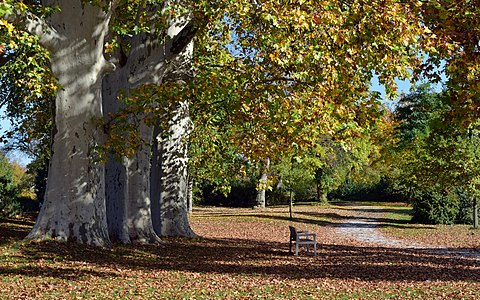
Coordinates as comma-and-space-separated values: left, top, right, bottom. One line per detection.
0, 19, 15, 33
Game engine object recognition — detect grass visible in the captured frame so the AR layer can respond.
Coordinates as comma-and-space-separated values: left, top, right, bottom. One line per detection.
1, 202, 479, 299
378, 202, 480, 249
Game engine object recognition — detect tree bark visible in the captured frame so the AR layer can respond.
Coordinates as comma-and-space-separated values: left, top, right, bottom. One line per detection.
25, 1, 113, 247
103, 8, 196, 241
103, 69, 131, 244
8, 0, 198, 245
151, 100, 195, 237
102, 32, 165, 244
150, 10, 196, 237
255, 158, 270, 209
473, 198, 478, 229
124, 116, 162, 243
187, 177, 193, 214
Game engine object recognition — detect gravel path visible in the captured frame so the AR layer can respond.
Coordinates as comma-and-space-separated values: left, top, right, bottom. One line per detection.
335, 204, 480, 260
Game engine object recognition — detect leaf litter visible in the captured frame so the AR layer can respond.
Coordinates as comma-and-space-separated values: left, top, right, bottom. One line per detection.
0, 202, 479, 299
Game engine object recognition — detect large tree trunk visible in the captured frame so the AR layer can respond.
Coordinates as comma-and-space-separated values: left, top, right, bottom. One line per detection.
102, 2, 197, 243
102, 38, 162, 244
150, 10, 196, 237
102, 71, 131, 244
151, 100, 195, 237
124, 116, 162, 243
7, 0, 198, 246
26, 1, 113, 247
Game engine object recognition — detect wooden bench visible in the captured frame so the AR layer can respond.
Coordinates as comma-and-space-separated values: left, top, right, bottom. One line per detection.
289, 226, 317, 256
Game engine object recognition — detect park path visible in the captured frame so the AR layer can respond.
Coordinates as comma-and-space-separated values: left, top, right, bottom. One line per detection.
335, 203, 480, 260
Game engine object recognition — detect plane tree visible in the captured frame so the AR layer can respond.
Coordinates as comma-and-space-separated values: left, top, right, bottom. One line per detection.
1, 0, 426, 246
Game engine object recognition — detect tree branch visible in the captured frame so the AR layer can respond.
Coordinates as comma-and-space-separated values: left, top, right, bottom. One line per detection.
168, 19, 197, 55
125, 16, 198, 89
3, 8, 61, 51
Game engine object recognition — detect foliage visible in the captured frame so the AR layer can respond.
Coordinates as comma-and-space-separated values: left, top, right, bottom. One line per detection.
185, 0, 423, 162
199, 180, 258, 207
410, 187, 460, 225
393, 85, 480, 224
0, 152, 21, 217
0, 15, 56, 154
418, 0, 480, 126
25, 154, 48, 206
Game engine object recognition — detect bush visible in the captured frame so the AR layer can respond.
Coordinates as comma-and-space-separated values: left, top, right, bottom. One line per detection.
455, 190, 475, 225
411, 188, 460, 225
0, 175, 22, 218
199, 180, 257, 207
266, 188, 288, 206
331, 179, 402, 202
0, 197, 21, 218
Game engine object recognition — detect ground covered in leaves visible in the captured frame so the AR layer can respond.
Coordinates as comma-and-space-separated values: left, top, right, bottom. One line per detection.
1, 202, 479, 299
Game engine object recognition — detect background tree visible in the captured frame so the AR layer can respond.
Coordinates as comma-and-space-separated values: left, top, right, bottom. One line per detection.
393, 84, 480, 225
0, 152, 21, 217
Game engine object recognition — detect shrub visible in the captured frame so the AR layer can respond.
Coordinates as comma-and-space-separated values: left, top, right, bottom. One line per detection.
0, 177, 21, 218
455, 190, 475, 225
411, 188, 460, 225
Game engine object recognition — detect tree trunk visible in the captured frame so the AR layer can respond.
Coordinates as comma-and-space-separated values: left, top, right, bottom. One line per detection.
255, 158, 270, 209
187, 177, 193, 214
151, 101, 195, 237
26, 1, 113, 247
103, 71, 130, 244
474, 198, 479, 229
124, 116, 162, 243
150, 10, 196, 237
289, 188, 294, 220
319, 189, 328, 203
102, 36, 162, 244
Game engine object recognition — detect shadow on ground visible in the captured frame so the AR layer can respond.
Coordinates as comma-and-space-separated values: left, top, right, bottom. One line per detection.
2, 235, 478, 283
1, 206, 478, 284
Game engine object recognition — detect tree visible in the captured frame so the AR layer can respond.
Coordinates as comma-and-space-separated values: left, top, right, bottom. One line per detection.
2, 0, 197, 246
393, 85, 480, 225
0, 152, 21, 218
418, 1, 480, 126
101, 3, 197, 242
2, 0, 426, 246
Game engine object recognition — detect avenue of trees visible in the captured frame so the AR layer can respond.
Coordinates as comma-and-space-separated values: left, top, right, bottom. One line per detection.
0, 0, 479, 246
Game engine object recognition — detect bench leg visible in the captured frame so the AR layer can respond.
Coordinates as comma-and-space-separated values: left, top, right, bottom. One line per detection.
295, 243, 299, 256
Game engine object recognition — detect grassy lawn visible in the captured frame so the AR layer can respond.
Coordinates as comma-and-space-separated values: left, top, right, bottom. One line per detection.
1, 203, 479, 299
378, 202, 480, 249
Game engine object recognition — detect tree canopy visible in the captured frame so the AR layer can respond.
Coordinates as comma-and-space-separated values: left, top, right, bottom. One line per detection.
1, 0, 479, 245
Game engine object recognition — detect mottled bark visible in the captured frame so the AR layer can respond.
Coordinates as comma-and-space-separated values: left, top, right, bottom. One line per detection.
151, 101, 195, 237
103, 70, 130, 244
124, 117, 162, 243
103, 4, 196, 243
102, 30, 166, 244
25, 1, 113, 247
150, 10, 196, 237
255, 158, 270, 209
187, 177, 193, 214
7, 0, 197, 246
